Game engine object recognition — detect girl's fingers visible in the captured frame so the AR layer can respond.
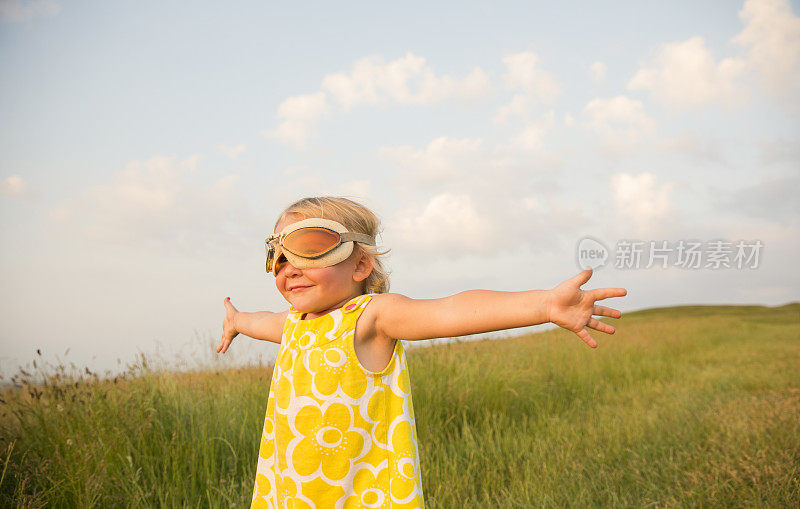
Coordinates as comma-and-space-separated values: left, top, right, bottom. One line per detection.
589, 288, 627, 301
571, 267, 594, 286
220, 297, 236, 354
587, 318, 615, 334
217, 334, 232, 353
575, 328, 598, 348
593, 305, 622, 318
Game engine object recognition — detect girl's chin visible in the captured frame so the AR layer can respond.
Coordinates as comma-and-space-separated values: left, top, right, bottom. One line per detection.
286, 289, 316, 308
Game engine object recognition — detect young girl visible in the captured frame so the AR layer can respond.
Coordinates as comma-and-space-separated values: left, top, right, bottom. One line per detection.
218, 196, 626, 509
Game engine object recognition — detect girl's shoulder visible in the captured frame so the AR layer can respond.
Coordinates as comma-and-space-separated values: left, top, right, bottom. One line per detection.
366, 292, 412, 310
362, 292, 404, 314
359, 292, 408, 331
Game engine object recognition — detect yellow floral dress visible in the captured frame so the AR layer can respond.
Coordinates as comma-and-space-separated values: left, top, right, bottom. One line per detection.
251, 293, 425, 509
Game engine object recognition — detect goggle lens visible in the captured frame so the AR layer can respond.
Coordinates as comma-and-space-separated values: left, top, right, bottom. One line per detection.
274, 253, 287, 274
283, 227, 341, 257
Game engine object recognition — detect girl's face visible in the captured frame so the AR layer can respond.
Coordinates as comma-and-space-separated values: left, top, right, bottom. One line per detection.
273, 214, 373, 316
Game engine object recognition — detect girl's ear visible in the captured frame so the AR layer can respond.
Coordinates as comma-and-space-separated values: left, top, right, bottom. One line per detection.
352, 251, 374, 283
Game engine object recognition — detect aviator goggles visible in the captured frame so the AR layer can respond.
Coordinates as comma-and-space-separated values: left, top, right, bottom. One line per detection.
265, 217, 376, 276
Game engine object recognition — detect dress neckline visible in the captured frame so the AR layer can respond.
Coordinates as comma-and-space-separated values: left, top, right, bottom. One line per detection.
294, 294, 368, 321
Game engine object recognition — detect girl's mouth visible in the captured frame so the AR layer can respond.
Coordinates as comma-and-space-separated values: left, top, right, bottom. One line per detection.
290, 286, 310, 292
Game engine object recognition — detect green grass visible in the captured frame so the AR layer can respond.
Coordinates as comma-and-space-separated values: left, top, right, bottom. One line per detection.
1, 303, 798, 508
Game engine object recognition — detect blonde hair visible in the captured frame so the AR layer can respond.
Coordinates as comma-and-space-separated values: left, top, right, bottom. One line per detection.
275, 196, 391, 294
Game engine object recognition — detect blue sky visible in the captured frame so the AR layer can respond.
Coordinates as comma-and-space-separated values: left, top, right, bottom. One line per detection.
1, 0, 798, 378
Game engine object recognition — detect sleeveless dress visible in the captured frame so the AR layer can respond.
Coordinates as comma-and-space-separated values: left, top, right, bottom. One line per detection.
250, 293, 426, 509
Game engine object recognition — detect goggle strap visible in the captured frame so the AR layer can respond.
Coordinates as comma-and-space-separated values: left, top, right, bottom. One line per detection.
339, 232, 376, 246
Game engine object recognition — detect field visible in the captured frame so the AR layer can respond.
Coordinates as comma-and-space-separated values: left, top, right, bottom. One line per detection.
1, 303, 798, 507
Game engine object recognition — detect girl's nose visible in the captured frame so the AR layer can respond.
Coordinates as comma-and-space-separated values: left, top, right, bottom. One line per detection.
283, 262, 301, 276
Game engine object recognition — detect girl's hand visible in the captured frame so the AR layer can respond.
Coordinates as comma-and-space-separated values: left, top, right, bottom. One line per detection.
545, 268, 627, 348
217, 297, 239, 354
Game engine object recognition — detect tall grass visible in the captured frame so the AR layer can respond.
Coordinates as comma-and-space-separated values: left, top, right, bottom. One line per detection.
1, 303, 798, 507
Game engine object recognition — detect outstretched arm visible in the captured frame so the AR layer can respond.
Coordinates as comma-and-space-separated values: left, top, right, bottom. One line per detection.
373, 268, 626, 348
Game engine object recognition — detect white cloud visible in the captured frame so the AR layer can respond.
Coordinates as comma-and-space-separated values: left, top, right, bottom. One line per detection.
717, 175, 800, 224
388, 193, 494, 255
564, 113, 575, 126
321, 53, 490, 110
268, 171, 378, 208
493, 94, 533, 123
501, 51, 560, 101
264, 92, 330, 149
628, 36, 747, 108
589, 61, 607, 83
217, 144, 245, 158
510, 110, 555, 152
47, 155, 251, 254
583, 95, 656, 155
0, 175, 27, 197
627, 0, 800, 108
494, 50, 560, 124
378, 130, 577, 263
732, 0, 800, 101
379, 132, 564, 223
332, 179, 371, 200
0, 0, 59, 23
610, 173, 675, 234
522, 196, 541, 211
268, 53, 490, 149
379, 136, 484, 186
757, 138, 800, 165
658, 134, 727, 164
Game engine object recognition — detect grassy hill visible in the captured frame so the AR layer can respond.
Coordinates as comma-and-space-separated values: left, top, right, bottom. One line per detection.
1, 303, 798, 507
